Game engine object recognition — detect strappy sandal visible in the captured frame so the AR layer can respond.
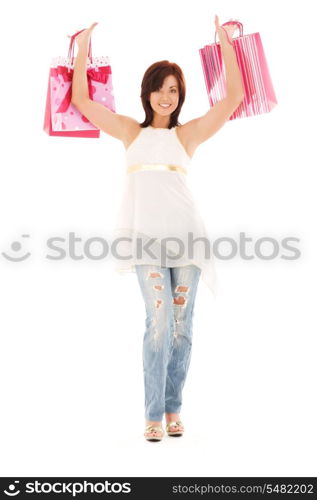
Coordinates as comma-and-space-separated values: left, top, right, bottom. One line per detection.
144, 424, 164, 441
166, 420, 184, 437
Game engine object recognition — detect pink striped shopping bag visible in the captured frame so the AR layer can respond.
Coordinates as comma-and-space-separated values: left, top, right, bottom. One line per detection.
44, 29, 116, 137
199, 20, 277, 120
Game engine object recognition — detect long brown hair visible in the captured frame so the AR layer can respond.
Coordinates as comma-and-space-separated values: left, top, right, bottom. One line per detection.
139, 60, 186, 129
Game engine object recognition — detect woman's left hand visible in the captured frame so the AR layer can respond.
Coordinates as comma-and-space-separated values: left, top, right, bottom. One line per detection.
68, 22, 98, 48
215, 15, 239, 45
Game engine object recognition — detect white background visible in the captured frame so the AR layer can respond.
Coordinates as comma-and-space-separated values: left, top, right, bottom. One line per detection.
0, 0, 316, 477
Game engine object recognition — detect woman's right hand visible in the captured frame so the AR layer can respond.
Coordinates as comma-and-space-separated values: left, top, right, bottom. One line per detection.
215, 15, 238, 46
68, 22, 98, 48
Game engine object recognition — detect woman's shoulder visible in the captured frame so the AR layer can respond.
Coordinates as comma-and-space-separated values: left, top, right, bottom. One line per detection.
122, 119, 143, 151
174, 125, 195, 159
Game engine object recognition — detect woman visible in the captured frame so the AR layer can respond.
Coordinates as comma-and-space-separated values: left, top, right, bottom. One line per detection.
71, 15, 244, 441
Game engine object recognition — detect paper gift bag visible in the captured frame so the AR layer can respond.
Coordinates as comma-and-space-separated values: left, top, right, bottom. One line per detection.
44, 29, 115, 137
199, 20, 277, 120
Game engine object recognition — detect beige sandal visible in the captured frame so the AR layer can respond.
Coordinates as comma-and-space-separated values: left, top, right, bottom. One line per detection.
166, 420, 184, 436
144, 424, 164, 441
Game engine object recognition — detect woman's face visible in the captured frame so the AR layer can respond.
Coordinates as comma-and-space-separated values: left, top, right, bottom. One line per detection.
149, 75, 179, 119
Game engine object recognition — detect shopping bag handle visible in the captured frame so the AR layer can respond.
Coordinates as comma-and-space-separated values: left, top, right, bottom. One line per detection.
67, 29, 93, 65
214, 20, 243, 46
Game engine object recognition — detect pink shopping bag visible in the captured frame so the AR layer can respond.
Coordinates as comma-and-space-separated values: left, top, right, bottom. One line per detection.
43, 29, 116, 137
199, 20, 277, 120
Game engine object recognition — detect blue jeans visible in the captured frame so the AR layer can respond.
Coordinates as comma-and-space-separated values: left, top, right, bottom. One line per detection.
135, 264, 201, 421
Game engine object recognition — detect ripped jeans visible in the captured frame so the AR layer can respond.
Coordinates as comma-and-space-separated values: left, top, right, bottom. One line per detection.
135, 264, 201, 421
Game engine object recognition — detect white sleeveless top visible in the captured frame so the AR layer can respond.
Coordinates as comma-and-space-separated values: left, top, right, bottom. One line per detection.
112, 125, 217, 297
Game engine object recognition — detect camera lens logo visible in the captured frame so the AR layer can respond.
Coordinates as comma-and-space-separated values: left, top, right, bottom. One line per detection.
4, 481, 20, 496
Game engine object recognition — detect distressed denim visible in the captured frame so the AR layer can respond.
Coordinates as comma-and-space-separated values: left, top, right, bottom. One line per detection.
135, 264, 201, 421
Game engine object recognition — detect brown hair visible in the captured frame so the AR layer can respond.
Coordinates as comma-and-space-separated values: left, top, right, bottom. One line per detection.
139, 60, 186, 129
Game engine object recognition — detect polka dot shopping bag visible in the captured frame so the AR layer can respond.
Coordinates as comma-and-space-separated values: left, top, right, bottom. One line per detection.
43, 29, 115, 137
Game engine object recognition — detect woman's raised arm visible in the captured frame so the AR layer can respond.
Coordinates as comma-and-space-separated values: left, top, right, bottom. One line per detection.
70, 23, 138, 142
180, 16, 244, 154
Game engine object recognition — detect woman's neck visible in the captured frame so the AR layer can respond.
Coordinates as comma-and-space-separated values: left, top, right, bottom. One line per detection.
151, 118, 170, 129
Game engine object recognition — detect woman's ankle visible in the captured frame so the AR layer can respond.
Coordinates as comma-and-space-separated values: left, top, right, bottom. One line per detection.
146, 419, 162, 425
165, 412, 180, 420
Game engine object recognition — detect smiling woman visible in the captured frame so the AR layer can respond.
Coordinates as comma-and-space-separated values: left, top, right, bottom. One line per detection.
111, 62, 222, 443
148, 76, 179, 128
139, 60, 186, 129
70, 17, 244, 442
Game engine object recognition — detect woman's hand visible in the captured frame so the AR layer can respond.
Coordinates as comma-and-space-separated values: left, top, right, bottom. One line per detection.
68, 22, 98, 48
215, 15, 239, 45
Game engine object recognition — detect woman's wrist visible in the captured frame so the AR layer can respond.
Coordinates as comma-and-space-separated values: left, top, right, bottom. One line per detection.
219, 27, 234, 46
75, 37, 90, 56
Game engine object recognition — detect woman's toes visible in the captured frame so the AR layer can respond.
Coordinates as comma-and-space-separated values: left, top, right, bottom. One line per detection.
170, 424, 183, 431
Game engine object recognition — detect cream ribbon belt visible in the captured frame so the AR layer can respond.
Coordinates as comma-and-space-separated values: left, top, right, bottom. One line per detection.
126, 163, 187, 175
